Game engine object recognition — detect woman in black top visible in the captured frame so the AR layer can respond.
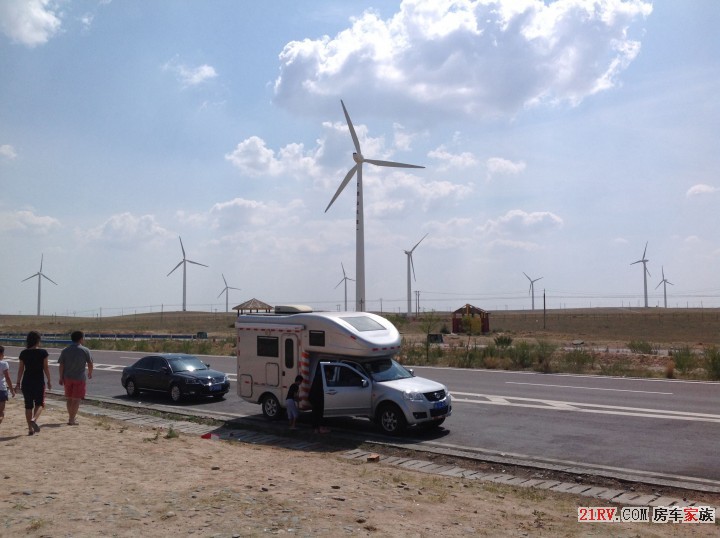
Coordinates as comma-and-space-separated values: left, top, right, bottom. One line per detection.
15, 331, 52, 435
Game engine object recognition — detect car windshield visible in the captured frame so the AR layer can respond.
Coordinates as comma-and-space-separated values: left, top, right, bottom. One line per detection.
359, 358, 413, 382
167, 356, 208, 373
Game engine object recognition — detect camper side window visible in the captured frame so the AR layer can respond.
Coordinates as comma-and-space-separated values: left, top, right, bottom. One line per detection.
309, 330, 325, 346
257, 336, 279, 357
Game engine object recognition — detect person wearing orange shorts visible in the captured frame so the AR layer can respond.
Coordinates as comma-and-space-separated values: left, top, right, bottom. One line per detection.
58, 331, 93, 425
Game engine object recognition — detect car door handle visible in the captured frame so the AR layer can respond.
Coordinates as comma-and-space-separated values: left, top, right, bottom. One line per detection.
325, 390, 337, 396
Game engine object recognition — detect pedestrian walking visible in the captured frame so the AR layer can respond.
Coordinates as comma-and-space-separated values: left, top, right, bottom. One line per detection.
15, 331, 52, 435
58, 330, 93, 425
0, 345, 17, 425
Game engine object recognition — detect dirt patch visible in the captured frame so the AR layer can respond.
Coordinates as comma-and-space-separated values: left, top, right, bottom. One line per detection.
1, 399, 717, 537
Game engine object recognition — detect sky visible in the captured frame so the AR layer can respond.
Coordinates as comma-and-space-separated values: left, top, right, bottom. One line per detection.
1, 0, 719, 317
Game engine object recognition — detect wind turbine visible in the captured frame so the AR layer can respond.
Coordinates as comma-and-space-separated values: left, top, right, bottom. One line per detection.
655, 266, 673, 308
167, 237, 208, 312
217, 273, 241, 313
631, 242, 650, 308
334, 262, 355, 311
523, 272, 543, 311
325, 100, 425, 312
22, 254, 57, 316
405, 233, 428, 316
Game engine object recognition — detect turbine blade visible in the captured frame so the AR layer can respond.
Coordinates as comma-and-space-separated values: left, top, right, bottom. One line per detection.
341, 262, 346, 277
410, 254, 416, 281
341, 100, 361, 155
364, 158, 424, 169
325, 165, 358, 212
41, 274, 58, 286
230, 286, 241, 291
334, 278, 344, 289
667, 280, 674, 286
22, 273, 39, 282
655, 281, 662, 290
186, 260, 208, 268
222, 273, 228, 287
410, 233, 428, 253
642, 241, 648, 259
217, 289, 226, 299
179, 236, 186, 258
40, 254, 44, 271
523, 272, 531, 281
167, 261, 183, 276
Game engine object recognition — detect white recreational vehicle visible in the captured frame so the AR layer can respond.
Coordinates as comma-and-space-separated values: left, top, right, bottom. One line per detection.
235, 306, 451, 435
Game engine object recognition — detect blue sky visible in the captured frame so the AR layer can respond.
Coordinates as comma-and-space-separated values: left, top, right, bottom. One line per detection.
1, 0, 719, 316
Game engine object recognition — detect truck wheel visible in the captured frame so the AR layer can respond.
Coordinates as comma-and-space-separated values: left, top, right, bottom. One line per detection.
377, 403, 407, 435
261, 394, 281, 420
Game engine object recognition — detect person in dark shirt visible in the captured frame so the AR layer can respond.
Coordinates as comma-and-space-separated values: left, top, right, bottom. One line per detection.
15, 331, 52, 435
286, 375, 302, 430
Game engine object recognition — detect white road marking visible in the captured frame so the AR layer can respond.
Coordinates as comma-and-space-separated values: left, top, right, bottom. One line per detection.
505, 381, 673, 395
451, 392, 720, 423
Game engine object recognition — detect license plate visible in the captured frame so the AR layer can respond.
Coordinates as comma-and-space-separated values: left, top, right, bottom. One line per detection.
210, 384, 222, 391
433, 401, 445, 409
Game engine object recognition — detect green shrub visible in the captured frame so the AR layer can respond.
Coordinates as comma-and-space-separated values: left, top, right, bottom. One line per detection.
533, 341, 556, 373
670, 346, 697, 375
509, 341, 533, 369
627, 340, 657, 355
704, 346, 720, 380
494, 335, 513, 348
559, 349, 595, 373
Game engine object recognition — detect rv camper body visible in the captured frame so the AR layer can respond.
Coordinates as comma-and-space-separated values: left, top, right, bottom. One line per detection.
235, 306, 451, 434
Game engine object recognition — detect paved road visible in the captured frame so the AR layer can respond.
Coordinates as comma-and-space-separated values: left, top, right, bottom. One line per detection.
4, 346, 719, 489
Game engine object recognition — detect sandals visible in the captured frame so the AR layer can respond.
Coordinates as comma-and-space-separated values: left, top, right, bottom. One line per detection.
30, 421, 40, 433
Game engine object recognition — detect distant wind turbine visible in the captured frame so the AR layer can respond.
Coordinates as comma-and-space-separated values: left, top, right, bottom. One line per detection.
334, 263, 355, 311
22, 254, 57, 316
523, 272, 543, 311
217, 273, 241, 313
631, 242, 651, 308
167, 237, 208, 312
655, 266, 673, 309
405, 233, 428, 316
325, 100, 425, 312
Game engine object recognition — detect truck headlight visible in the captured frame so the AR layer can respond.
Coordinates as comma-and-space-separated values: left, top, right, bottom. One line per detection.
403, 390, 424, 401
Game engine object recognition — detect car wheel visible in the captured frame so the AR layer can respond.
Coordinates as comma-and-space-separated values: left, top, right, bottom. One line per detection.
125, 378, 139, 397
261, 394, 281, 420
377, 403, 407, 435
169, 384, 183, 403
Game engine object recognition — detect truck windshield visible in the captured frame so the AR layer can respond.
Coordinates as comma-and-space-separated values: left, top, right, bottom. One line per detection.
361, 358, 413, 382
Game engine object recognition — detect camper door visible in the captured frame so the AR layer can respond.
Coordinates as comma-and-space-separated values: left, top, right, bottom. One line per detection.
319, 362, 372, 417
281, 334, 299, 397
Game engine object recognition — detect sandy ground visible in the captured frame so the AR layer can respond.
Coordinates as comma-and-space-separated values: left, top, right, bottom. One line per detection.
2, 399, 718, 537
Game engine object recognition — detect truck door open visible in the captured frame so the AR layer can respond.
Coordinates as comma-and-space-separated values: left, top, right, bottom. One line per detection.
320, 362, 372, 417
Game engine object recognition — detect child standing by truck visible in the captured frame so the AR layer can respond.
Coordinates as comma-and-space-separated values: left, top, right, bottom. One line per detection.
286, 375, 302, 430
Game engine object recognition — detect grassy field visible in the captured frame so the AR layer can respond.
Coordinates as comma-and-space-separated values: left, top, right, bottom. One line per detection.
2, 308, 719, 379
1, 307, 719, 346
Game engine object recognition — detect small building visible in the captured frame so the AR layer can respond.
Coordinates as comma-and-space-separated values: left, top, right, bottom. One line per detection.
452, 304, 490, 334
233, 298, 273, 314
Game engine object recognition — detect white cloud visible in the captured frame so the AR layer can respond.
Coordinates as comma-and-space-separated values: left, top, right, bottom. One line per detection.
686, 184, 718, 197
79, 213, 172, 246
273, 0, 652, 119
224, 136, 321, 179
163, 59, 218, 87
0, 209, 60, 234
0, 0, 62, 47
0, 144, 17, 159
209, 197, 305, 229
486, 157, 526, 180
478, 209, 563, 237
428, 145, 479, 170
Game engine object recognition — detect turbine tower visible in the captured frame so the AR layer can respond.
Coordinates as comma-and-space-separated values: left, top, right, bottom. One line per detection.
325, 100, 425, 312
334, 262, 355, 311
405, 233, 428, 316
167, 236, 208, 312
631, 242, 650, 308
523, 272, 543, 311
655, 266, 673, 308
22, 254, 57, 316
217, 273, 241, 313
